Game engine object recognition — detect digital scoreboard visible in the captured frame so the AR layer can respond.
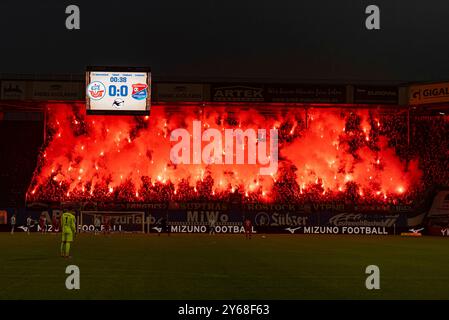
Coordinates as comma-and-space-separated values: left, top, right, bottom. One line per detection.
86, 66, 151, 115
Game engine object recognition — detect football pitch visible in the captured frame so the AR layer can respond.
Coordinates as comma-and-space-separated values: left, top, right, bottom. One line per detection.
0, 233, 448, 300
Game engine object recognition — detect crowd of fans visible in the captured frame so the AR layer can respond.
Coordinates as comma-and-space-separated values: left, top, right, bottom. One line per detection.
409, 116, 449, 190
24, 108, 449, 207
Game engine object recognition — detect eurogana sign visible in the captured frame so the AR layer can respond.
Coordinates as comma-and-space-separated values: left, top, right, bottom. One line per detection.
353, 85, 398, 104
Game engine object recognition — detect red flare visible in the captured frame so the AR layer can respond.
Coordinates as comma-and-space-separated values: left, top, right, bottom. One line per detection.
27, 103, 422, 203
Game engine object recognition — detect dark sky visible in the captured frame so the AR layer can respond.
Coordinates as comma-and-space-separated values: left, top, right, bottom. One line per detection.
1, 0, 449, 82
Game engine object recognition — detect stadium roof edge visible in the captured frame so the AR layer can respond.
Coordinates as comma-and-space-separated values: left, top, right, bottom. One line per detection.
0, 72, 415, 86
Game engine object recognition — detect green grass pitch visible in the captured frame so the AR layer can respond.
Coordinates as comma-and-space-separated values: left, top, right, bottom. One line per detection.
0, 233, 448, 299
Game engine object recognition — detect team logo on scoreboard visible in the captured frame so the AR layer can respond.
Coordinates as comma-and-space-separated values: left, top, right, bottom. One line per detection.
131, 83, 148, 100
87, 81, 106, 100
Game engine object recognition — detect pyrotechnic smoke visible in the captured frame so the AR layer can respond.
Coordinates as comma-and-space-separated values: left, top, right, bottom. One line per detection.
28, 103, 421, 203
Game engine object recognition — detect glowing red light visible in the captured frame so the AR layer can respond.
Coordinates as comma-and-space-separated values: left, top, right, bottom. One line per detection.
27, 104, 422, 203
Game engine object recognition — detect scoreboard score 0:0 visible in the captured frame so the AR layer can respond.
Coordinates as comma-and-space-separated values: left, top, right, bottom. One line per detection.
86, 66, 151, 115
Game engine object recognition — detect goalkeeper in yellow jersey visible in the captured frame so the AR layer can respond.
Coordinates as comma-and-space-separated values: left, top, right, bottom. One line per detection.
61, 209, 76, 258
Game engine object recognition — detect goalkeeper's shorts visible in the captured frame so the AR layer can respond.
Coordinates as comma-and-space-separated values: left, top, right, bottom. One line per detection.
62, 232, 74, 242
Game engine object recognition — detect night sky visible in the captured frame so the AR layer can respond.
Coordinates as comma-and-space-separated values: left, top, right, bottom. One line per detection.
1, 0, 448, 82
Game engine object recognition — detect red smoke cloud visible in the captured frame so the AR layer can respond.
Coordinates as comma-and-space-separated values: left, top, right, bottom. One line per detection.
27, 103, 421, 203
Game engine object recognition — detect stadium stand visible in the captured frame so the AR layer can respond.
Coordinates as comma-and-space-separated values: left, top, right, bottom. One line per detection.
0, 118, 43, 207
